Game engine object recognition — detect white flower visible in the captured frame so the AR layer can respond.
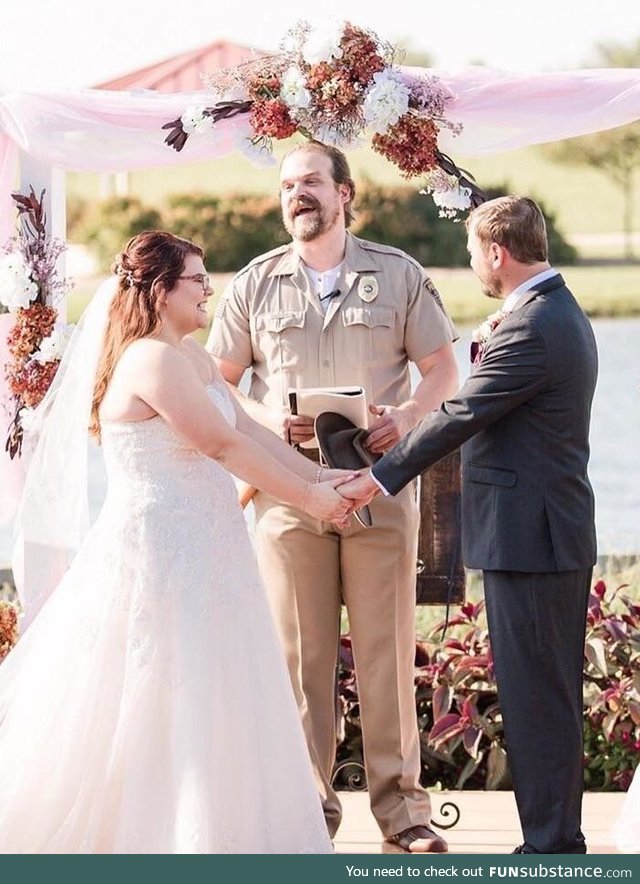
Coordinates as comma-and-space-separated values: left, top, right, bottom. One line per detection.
432, 184, 472, 219
238, 137, 277, 169
0, 251, 38, 312
362, 69, 410, 134
180, 105, 214, 136
302, 20, 345, 65
310, 125, 362, 150
32, 321, 74, 364
280, 66, 312, 110
18, 406, 40, 436
471, 322, 491, 343
472, 310, 508, 344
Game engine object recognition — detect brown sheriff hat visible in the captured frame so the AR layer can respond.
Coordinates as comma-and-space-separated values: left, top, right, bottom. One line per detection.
314, 412, 380, 528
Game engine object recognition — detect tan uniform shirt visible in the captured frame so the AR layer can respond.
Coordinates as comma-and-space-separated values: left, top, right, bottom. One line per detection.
208, 233, 456, 417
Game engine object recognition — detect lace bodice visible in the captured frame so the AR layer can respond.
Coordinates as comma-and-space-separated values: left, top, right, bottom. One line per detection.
100, 381, 237, 508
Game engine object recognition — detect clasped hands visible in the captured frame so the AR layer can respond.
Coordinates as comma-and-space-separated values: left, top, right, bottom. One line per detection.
280, 403, 404, 526
307, 468, 380, 528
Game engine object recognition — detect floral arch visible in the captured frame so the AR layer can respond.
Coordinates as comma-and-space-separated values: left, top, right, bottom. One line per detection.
0, 20, 639, 521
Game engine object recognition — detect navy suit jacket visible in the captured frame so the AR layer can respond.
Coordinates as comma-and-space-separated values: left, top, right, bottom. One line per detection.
373, 274, 598, 572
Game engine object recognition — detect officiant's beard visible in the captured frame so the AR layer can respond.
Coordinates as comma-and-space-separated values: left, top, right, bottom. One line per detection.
283, 201, 341, 242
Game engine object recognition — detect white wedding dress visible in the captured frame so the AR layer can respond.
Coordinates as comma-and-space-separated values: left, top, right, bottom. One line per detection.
614, 766, 640, 853
0, 382, 331, 854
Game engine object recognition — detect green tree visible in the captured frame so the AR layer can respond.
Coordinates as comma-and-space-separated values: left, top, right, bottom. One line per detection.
544, 36, 640, 259
353, 182, 576, 267
545, 125, 640, 259
587, 36, 640, 68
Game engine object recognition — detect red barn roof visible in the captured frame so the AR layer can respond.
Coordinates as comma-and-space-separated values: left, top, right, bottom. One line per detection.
96, 40, 265, 93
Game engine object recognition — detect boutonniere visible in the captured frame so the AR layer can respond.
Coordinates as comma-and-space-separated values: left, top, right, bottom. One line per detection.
470, 309, 508, 364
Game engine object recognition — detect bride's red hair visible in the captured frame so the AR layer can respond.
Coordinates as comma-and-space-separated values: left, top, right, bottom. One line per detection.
90, 230, 203, 440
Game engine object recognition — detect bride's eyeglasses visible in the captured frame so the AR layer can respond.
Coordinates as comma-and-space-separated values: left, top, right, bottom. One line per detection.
179, 273, 212, 293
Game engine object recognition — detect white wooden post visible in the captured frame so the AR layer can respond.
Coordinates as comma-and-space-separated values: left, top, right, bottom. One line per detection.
18, 153, 67, 319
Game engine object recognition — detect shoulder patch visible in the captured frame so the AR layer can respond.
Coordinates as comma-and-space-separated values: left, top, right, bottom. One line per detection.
423, 276, 445, 311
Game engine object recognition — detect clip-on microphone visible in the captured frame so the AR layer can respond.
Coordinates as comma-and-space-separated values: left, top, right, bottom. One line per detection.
318, 288, 341, 302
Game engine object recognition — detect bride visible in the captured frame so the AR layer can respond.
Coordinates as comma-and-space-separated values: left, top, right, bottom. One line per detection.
0, 230, 354, 854
614, 768, 640, 853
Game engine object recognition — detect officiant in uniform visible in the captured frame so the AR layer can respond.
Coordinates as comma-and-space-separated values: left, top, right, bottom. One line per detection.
207, 141, 458, 852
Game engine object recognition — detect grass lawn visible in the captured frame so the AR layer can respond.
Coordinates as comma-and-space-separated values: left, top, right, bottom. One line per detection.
429, 264, 640, 323
66, 263, 640, 328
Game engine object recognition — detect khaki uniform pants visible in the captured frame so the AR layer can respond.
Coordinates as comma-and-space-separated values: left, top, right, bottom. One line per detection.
254, 484, 431, 838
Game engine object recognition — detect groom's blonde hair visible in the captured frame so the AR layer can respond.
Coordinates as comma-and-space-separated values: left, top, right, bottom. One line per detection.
467, 196, 548, 264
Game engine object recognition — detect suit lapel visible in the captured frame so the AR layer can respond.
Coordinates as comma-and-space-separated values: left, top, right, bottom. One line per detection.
472, 275, 566, 367
515, 273, 565, 311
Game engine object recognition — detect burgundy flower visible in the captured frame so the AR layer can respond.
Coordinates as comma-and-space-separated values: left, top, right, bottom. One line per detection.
372, 115, 439, 178
250, 98, 297, 139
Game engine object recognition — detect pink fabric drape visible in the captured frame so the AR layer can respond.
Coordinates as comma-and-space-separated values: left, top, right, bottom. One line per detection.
0, 135, 21, 527
431, 67, 640, 154
0, 314, 24, 526
0, 132, 18, 245
0, 67, 638, 193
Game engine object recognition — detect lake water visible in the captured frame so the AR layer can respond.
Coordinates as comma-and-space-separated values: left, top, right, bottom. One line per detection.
454, 317, 640, 556
1, 316, 639, 563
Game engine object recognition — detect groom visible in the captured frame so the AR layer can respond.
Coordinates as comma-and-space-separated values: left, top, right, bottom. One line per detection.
341, 196, 598, 855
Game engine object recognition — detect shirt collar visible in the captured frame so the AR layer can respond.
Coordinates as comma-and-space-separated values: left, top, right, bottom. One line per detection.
268, 232, 378, 277
502, 268, 557, 313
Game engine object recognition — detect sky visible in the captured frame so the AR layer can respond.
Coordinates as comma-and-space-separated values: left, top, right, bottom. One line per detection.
1, 0, 639, 92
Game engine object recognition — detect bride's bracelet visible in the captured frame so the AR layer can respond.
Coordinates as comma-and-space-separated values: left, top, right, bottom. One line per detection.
314, 466, 325, 484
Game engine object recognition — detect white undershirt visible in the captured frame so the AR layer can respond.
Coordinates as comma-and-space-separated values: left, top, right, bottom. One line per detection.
304, 262, 343, 314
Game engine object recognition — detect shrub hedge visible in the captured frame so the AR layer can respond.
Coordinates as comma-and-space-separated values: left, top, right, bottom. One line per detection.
70, 183, 577, 273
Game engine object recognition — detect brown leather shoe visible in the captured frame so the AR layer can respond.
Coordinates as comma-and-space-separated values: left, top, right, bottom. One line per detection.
387, 825, 448, 853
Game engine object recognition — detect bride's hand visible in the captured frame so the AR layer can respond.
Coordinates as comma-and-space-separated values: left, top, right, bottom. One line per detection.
303, 477, 356, 523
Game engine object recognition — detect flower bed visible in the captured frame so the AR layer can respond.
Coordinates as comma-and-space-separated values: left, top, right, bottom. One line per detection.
335, 577, 640, 791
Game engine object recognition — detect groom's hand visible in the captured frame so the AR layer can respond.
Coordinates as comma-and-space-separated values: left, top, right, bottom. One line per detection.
337, 470, 379, 508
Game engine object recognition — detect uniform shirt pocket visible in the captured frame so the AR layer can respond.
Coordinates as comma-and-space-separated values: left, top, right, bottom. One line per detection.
341, 305, 396, 366
254, 310, 307, 370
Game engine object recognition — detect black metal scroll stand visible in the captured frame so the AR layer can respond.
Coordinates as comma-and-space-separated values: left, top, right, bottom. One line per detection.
330, 762, 461, 830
